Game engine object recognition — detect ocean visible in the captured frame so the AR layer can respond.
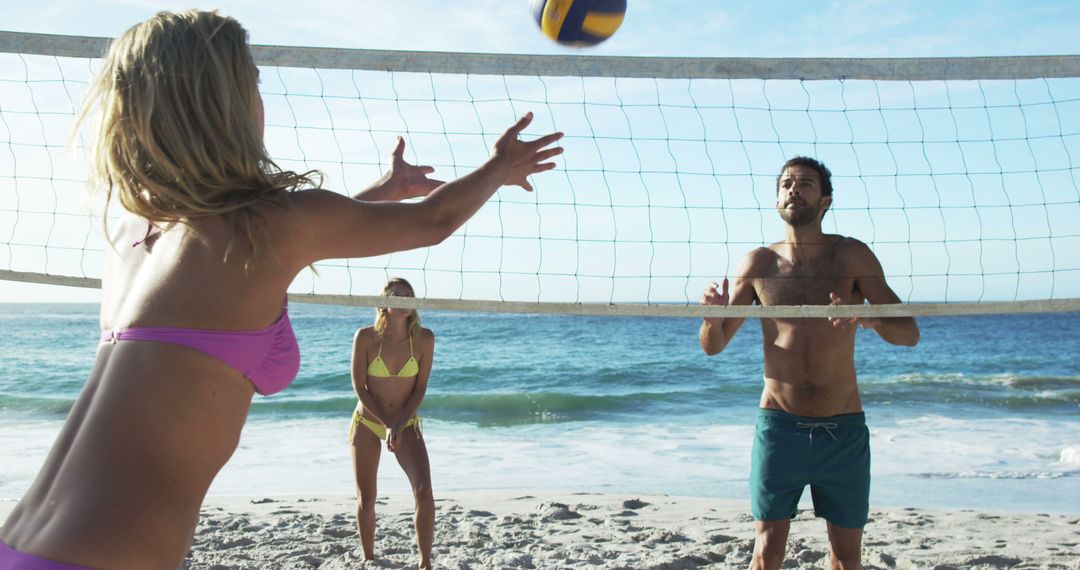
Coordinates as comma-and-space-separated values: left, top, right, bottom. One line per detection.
0, 303, 1077, 513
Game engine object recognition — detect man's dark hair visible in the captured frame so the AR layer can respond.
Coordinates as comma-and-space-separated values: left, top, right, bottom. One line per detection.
776, 156, 833, 198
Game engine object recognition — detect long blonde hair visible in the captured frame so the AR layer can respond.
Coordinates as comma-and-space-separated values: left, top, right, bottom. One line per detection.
374, 278, 421, 338
78, 10, 320, 264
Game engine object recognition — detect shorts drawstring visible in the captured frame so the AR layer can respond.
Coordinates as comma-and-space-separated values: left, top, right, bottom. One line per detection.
796, 421, 839, 447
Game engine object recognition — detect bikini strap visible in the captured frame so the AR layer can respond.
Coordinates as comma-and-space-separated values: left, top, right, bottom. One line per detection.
131, 222, 154, 248
408, 334, 414, 357
376, 336, 383, 358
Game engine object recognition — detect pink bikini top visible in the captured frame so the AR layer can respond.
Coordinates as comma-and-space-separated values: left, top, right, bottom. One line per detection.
100, 224, 300, 395
99, 304, 301, 396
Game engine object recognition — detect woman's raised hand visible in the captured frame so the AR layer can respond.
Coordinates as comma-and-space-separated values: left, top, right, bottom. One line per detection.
490, 112, 563, 192
386, 136, 444, 200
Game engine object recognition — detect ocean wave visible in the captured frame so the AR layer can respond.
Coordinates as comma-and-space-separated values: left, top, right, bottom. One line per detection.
1060, 445, 1080, 468
865, 372, 1080, 389
0, 393, 74, 416
422, 391, 632, 421
1001, 376, 1080, 391
297, 367, 761, 397
249, 396, 356, 416
249, 388, 728, 425
418, 389, 739, 426
914, 471, 1072, 480
860, 373, 1080, 410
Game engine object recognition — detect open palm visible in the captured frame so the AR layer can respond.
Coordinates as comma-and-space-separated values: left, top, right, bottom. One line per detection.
387, 136, 443, 199
491, 112, 564, 192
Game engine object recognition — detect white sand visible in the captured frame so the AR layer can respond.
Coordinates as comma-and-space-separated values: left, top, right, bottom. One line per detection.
2, 492, 1077, 568
148, 491, 1080, 569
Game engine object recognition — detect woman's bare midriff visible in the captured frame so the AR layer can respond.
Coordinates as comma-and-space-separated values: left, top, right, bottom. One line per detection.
0, 342, 254, 570
363, 377, 417, 423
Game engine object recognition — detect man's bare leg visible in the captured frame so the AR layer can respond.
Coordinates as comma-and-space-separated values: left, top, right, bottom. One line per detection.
750, 519, 790, 570
826, 521, 863, 570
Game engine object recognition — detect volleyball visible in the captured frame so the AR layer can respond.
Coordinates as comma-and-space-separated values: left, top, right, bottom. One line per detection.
531, 0, 626, 47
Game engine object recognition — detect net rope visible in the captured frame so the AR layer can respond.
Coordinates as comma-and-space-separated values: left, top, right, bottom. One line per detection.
1, 31, 1079, 317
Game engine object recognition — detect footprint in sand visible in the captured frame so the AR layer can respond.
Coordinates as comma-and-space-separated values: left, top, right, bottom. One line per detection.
962, 554, 1023, 567
632, 529, 689, 545
537, 502, 582, 521
321, 527, 355, 539
498, 515, 524, 526
793, 549, 826, 563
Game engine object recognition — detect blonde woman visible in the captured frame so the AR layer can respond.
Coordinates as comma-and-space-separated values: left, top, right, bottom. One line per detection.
349, 277, 435, 568
0, 10, 562, 570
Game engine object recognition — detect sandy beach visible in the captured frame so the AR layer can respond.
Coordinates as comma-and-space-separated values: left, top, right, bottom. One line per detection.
179, 492, 1078, 569
10, 491, 1070, 569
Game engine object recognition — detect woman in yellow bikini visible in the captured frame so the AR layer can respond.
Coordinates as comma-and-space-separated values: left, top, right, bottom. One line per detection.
349, 277, 435, 568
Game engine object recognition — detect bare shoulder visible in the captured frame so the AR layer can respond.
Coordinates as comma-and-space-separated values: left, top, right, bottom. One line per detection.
415, 328, 436, 362
247, 189, 315, 221
738, 246, 777, 274
754, 245, 780, 259
282, 187, 344, 208
834, 235, 879, 263
835, 234, 869, 248
269, 188, 351, 230
354, 326, 377, 344
282, 187, 392, 219
245, 190, 344, 268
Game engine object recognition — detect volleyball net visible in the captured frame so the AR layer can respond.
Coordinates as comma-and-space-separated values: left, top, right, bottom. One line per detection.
2, 31, 1079, 317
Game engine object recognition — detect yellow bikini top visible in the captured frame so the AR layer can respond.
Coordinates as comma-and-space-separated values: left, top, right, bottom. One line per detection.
367, 335, 419, 378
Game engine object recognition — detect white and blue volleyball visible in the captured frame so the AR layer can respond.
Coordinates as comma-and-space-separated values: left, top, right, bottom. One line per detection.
531, 0, 627, 47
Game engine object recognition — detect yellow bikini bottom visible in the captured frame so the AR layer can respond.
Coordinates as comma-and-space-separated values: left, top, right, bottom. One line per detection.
348, 411, 422, 443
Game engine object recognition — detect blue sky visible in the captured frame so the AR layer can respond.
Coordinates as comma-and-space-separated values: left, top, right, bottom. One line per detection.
3, 1, 1080, 303
8, 0, 1080, 57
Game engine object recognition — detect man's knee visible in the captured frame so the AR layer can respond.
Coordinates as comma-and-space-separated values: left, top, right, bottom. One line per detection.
756, 519, 791, 539
752, 519, 791, 568
827, 523, 863, 569
831, 559, 860, 570
829, 543, 861, 570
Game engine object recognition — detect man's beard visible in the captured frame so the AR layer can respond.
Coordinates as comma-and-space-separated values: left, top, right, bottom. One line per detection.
778, 202, 821, 227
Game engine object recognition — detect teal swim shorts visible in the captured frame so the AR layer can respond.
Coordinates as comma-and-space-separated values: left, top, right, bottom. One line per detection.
750, 408, 870, 528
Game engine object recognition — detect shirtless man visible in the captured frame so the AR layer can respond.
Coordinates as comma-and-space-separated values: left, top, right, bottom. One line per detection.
699, 156, 920, 570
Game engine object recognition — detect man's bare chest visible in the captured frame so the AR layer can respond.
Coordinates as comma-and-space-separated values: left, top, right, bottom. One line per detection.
757, 262, 854, 306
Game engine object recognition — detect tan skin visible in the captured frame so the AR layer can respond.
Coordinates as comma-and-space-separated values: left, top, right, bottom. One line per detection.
699, 165, 919, 570
0, 65, 562, 569
350, 284, 436, 569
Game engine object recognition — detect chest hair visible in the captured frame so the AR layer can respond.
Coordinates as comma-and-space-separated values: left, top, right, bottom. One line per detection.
758, 249, 851, 306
